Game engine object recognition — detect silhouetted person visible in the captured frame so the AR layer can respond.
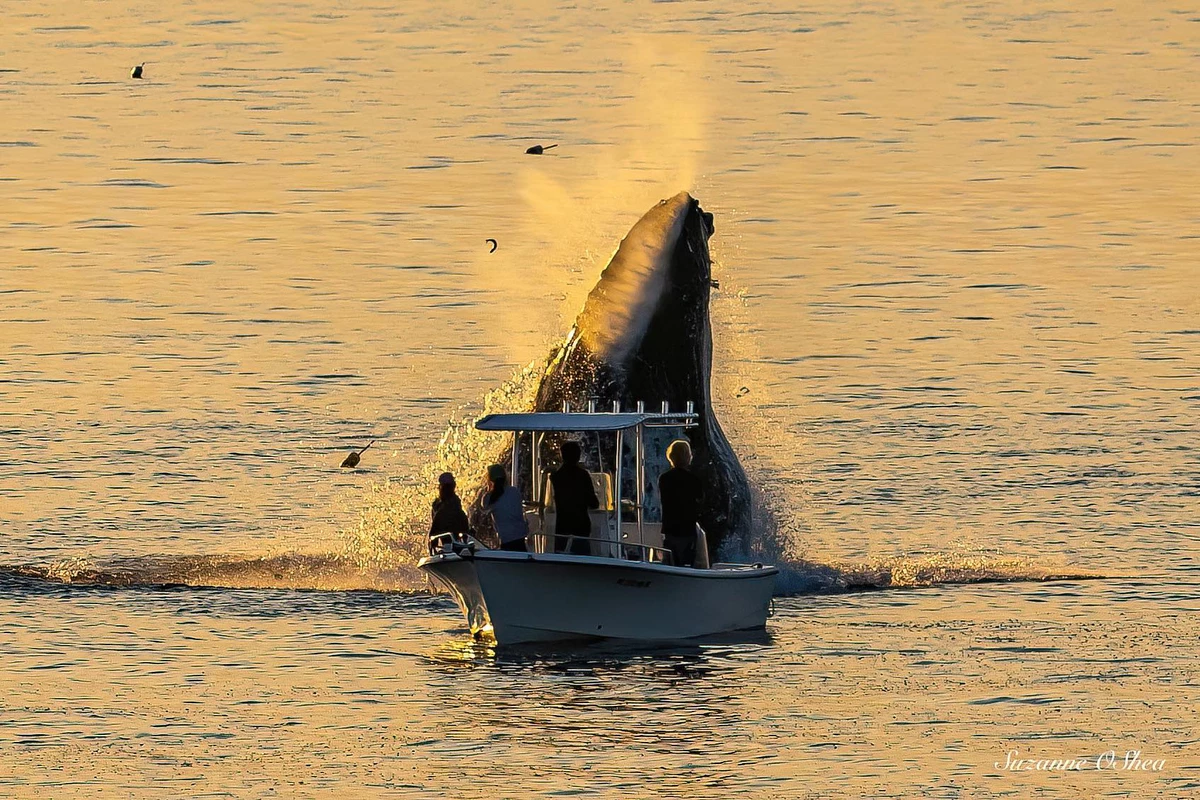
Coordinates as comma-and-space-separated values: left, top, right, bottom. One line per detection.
482, 464, 528, 552
658, 439, 703, 567
549, 441, 599, 555
429, 472, 470, 554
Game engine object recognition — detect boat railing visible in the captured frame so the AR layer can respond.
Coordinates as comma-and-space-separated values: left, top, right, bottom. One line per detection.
430, 531, 686, 567
429, 531, 480, 555
560, 535, 676, 566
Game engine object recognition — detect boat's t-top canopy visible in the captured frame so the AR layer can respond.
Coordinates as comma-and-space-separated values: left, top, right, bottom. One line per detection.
475, 411, 697, 433
473, 406, 700, 555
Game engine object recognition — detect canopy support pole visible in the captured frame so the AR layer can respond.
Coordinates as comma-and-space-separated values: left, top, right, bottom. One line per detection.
531, 432, 542, 502
635, 424, 645, 549
613, 428, 623, 559
511, 431, 519, 491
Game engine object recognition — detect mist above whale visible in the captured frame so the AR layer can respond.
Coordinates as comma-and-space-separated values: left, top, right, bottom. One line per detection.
490, 191, 752, 557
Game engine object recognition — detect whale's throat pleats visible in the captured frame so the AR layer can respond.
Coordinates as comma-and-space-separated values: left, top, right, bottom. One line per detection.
575, 192, 694, 366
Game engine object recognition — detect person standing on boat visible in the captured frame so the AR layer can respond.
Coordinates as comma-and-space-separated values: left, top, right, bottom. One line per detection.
482, 464, 529, 552
658, 439, 703, 567
549, 440, 600, 555
429, 471, 470, 554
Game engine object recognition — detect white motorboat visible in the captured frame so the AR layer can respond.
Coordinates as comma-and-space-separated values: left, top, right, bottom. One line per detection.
419, 409, 778, 645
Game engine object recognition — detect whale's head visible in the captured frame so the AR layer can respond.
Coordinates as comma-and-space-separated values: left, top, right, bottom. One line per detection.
575, 191, 714, 369
536, 191, 718, 411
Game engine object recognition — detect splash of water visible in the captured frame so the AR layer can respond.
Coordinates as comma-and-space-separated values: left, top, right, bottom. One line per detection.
338, 359, 546, 572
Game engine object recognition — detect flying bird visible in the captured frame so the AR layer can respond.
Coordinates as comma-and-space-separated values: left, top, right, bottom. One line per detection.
131, 63, 145, 79
525, 144, 557, 155
340, 440, 374, 469
486, 238, 498, 253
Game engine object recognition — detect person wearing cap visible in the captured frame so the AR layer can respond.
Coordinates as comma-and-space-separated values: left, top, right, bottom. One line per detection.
429, 471, 470, 554
549, 440, 600, 555
658, 439, 703, 567
482, 464, 529, 551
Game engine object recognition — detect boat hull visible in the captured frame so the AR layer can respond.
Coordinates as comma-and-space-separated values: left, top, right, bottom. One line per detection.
420, 552, 491, 635
419, 550, 777, 645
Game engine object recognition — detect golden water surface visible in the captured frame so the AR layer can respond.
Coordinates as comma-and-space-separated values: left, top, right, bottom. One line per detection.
1, 0, 1197, 797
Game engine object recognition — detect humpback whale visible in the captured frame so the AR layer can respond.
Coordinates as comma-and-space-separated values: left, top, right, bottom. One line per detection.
478, 192, 751, 559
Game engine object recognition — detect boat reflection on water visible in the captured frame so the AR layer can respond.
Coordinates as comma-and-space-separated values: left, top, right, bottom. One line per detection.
427, 627, 775, 677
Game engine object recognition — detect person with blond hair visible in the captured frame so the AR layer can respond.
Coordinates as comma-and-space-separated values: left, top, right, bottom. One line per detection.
658, 439, 703, 567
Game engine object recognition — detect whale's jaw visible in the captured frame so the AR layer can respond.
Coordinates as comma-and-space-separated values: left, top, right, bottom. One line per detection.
532, 192, 750, 557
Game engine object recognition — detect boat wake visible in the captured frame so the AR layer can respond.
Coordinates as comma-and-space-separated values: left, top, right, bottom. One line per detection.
0, 549, 1098, 596
0, 552, 424, 593
772, 554, 1099, 595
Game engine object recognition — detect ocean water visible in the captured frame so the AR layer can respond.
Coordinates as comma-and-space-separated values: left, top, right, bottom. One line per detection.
1, 0, 1197, 796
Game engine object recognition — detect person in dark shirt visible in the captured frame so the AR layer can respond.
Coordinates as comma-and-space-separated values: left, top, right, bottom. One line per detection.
549, 441, 600, 555
658, 439, 703, 567
429, 471, 470, 554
